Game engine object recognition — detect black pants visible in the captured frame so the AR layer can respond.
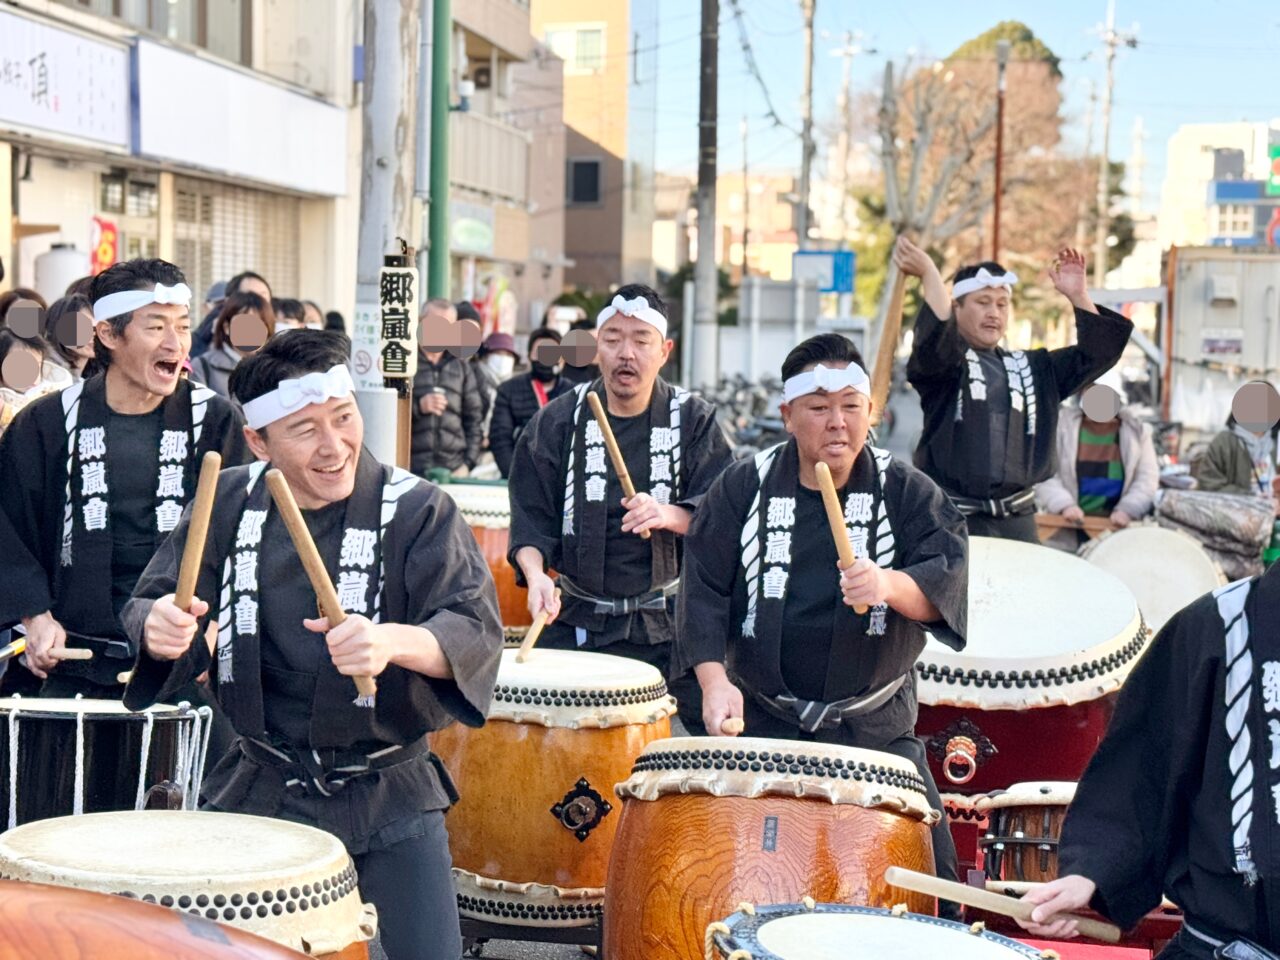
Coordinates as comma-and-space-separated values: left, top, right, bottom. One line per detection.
964, 511, 1039, 543
1156, 929, 1216, 960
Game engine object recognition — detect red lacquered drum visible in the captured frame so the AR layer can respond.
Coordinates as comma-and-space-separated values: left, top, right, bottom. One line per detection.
0, 811, 376, 958
433, 649, 675, 928
440, 482, 531, 627
0, 879, 307, 959
915, 537, 1151, 794
603, 737, 938, 960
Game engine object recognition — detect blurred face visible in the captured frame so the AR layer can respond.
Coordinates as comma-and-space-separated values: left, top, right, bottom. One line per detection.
245, 396, 363, 509
781, 373, 872, 475
597, 315, 672, 401
97, 301, 192, 397
0, 343, 44, 392
954, 287, 1011, 351
228, 310, 270, 355
302, 302, 324, 329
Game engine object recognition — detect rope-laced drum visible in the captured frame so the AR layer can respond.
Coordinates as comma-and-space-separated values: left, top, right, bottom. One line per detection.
0, 697, 211, 829
706, 902, 1046, 960
432, 648, 675, 928
977, 781, 1076, 886
915, 537, 1151, 792
440, 481, 531, 627
603, 737, 938, 960
0, 811, 376, 958
1079, 524, 1225, 633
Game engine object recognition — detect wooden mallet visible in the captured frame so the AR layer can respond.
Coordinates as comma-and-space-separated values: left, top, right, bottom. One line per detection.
515, 589, 559, 663
815, 461, 868, 615
719, 717, 745, 735
118, 451, 222, 686
265, 469, 378, 706
883, 867, 1122, 944
586, 391, 651, 541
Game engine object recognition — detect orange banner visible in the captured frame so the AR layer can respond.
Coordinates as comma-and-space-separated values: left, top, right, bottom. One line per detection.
90, 216, 118, 275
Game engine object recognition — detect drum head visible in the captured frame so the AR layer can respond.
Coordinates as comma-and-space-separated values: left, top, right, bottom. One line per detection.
714, 903, 1041, 960
491, 648, 675, 728
976, 781, 1076, 812
1080, 525, 1225, 632
440, 482, 511, 528
0, 697, 183, 717
918, 537, 1148, 709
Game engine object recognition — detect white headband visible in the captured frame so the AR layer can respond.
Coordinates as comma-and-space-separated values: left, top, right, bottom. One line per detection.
93, 282, 193, 322
782, 362, 872, 403
952, 267, 1018, 300
596, 294, 668, 338
242, 363, 356, 430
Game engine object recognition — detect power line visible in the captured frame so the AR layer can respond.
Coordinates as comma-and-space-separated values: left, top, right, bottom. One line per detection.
726, 0, 800, 137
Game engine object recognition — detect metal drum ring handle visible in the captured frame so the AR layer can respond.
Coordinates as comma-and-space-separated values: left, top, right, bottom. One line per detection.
943, 735, 978, 785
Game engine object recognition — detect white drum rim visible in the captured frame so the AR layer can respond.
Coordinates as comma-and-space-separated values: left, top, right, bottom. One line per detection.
918, 537, 1151, 709
452, 868, 602, 928
440, 483, 512, 528
0, 697, 192, 718
490, 649, 677, 729
711, 902, 1043, 959
616, 736, 938, 823
976, 781, 1077, 812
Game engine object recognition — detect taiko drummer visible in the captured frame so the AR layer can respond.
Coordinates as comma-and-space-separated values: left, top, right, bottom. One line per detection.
122, 330, 503, 960
672, 333, 969, 900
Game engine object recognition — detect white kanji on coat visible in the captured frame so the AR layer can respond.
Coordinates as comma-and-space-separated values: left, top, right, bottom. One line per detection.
339, 528, 377, 569
159, 430, 188, 463
78, 427, 106, 461
236, 510, 268, 549
585, 475, 608, 502
1011, 391, 1025, 412
970, 383, 987, 402
585, 421, 604, 447
848, 525, 869, 558
81, 461, 108, 496
843, 492, 873, 525
762, 566, 789, 599
967, 361, 984, 382
83, 497, 108, 531
650, 426, 675, 453
764, 530, 792, 564
651, 483, 672, 505
1263, 661, 1280, 713
585, 447, 607, 475
650, 455, 673, 483
156, 464, 185, 499
1273, 783, 1280, 827
766, 497, 796, 529
234, 595, 258, 635
234, 551, 258, 592
1270, 719, 1280, 771
155, 500, 183, 532
336, 571, 370, 613
868, 604, 888, 636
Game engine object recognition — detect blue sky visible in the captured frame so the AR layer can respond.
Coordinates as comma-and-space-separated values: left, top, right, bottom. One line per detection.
652, 0, 1280, 211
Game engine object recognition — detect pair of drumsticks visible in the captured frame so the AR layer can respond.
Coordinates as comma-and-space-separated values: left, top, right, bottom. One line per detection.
118, 453, 377, 706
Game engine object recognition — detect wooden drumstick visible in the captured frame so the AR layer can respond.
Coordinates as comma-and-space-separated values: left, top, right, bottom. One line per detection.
586, 391, 651, 541
720, 717, 745, 735
883, 867, 1121, 944
265, 469, 378, 705
869, 267, 908, 428
815, 461, 868, 615
515, 590, 558, 663
48, 648, 93, 661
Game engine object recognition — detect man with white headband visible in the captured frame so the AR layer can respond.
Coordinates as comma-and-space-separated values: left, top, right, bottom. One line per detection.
122, 330, 502, 960
0, 258, 248, 698
672, 332, 969, 903
508, 282, 731, 687
896, 238, 1133, 541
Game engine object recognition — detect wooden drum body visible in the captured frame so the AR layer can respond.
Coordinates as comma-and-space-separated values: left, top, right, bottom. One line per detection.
977, 781, 1075, 885
432, 649, 675, 927
603, 737, 939, 960
0, 811, 376, 958
440, 482, 531, 626
916, 537, 1151, 794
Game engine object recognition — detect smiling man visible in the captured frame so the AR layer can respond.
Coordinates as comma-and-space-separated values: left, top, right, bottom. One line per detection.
508, 283, 731, 680
0, 258, 248, 697
897, 239, 1133, 541
672, 333, 969, 895
121, 330, 503, 960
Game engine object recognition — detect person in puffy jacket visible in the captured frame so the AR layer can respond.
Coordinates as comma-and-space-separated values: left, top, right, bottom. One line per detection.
411, 298, 485, 477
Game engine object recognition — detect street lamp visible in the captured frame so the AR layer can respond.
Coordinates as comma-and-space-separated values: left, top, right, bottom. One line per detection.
993, 39, 1011, 262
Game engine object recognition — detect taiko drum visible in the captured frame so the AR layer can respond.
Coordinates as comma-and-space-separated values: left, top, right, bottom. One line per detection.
440, 481, 531, 627
977, 781, 1076, 886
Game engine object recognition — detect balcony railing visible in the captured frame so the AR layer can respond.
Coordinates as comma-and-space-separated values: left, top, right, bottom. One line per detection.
450, 111, 531, 206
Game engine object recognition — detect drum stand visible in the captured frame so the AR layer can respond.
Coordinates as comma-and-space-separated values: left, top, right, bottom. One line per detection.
459, 917, 602, 957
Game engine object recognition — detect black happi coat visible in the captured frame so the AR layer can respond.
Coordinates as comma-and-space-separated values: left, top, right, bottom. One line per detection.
508, 377, 732, 645
906, 303, 1133, 500
122, 452, 503, 835
0, 374, 247, 685
673, 439, 968, 741
1060, 566, 1280, 946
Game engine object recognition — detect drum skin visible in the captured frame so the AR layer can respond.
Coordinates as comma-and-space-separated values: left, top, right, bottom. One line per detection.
0, 880, 310, 960
915, 699, 1117, 795
467, 523, 531, 628
433, 717, 670, 897
602, 794, 934, 960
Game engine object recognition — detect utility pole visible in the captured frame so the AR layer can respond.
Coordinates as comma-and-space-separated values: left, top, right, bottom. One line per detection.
692, 0, 720, 388
741, 115, 749, 281
992, 39, 1010, 261
832, 30, 870, 246
1074, 78, 1096, 251
428, 0, 452, 297
1092, 0, 1137, 287
796, 0, 816, 249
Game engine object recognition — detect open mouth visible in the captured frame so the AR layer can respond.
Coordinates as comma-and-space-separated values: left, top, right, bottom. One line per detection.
154, 359, 180, 379
312, 457, 350, 478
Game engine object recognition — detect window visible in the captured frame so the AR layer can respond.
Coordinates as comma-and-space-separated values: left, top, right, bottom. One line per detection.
56, 0, 250, 65
567, 158, 602, 205
544, 24, 605, 74
1211, 203, 1254, 238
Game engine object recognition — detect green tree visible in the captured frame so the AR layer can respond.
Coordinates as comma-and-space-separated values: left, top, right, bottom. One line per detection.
949, 21, 1062, 77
